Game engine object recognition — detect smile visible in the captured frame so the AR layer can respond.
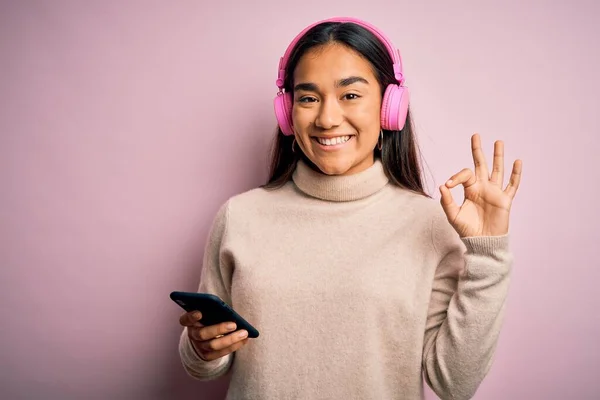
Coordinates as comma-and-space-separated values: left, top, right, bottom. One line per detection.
314, 136, 351, 146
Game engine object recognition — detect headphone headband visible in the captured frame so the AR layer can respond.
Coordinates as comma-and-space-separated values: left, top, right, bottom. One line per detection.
276, 17, 405, 90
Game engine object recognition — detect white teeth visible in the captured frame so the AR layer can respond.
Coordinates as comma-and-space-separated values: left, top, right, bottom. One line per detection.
317, 136, 350, 146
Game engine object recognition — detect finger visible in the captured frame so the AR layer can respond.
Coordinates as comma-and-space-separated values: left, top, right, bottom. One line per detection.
179, 311, 203, 327
200, 338, 250, 362
188, 326, 203, 341
445, 168, 477, 189
490, 140, 504, 187
439, 185, 460, 223
471, 133, 490, 180
196, 329, 249, 353
504, 159, 523, 198
195, 321, 238, 342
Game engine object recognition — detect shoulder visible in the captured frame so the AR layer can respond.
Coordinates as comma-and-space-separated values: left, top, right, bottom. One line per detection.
215, 182, 297, 222
385, 185, 460, 252
401, 190, 463, 256
229, 182, 294, 206
385, 185, 445, 222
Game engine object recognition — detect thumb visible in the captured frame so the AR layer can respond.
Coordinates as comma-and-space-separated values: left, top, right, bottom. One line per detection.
439, 184, 460, 223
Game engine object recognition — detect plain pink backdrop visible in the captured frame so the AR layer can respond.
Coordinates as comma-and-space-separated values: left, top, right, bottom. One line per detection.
1, 1, 598, 399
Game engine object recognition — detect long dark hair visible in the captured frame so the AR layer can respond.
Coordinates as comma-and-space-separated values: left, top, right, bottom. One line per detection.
262, 22, 429, 197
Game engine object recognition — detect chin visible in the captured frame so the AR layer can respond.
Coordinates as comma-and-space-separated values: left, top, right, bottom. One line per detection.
313, 158, 355, 176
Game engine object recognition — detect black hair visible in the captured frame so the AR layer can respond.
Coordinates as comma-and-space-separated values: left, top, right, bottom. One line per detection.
262, 21, 429, 197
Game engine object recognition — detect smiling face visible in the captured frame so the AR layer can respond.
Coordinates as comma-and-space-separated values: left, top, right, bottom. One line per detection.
291, 43, 383, 176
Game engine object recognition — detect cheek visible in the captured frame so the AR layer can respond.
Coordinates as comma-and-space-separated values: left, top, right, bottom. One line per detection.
292, 107, 318, 137
292, 106, 309, 126
350, 101, 382, 128
368, 96, 383, 118
291, 98, 382, 131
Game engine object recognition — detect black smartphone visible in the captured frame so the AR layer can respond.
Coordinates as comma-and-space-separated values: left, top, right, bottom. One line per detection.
170, 291, 259, 338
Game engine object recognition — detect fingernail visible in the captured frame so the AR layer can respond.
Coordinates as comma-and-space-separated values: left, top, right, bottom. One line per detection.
237, 330, 248, 339
446, 180, 453, 185
226, 323, 236, 330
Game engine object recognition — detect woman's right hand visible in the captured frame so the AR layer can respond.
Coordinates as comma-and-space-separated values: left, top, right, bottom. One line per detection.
179, 311, 250, 361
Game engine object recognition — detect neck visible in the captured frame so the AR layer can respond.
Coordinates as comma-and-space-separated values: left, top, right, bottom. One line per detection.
292, 158, 389, 202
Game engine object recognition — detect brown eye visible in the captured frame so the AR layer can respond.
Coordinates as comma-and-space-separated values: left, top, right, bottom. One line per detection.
344, 93, 360, 100
298, 96, 317, 103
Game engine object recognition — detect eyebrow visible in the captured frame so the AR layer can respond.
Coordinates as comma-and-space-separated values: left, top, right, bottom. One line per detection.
293, 76, 369, 92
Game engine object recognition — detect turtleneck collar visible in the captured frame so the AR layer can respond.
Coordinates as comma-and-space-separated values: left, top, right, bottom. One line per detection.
291, 159, 390, 202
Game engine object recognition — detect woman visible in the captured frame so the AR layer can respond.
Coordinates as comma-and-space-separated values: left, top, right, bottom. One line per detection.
178, 17, 522, 400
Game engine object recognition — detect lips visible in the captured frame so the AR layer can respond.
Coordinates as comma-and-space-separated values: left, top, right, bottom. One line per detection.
313, 135, 351, 146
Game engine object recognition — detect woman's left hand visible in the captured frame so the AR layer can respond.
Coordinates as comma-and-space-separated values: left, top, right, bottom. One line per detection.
440, 133, 523, 238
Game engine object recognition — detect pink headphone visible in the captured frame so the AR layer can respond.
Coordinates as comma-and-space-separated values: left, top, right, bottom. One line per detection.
273, 16, 410, 137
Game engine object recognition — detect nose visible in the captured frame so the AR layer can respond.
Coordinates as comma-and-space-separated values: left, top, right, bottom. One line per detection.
315, 96, 343, 129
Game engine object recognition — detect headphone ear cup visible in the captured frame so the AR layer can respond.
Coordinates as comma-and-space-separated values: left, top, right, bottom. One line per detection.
381, 84, 410, 131
274, 92, 294, 136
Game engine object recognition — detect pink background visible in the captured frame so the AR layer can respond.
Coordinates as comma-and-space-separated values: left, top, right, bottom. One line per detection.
1, 1, 598, 399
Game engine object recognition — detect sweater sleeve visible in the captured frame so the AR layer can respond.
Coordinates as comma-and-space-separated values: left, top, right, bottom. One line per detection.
178, 201, 235, 381
422, 208, 513, 400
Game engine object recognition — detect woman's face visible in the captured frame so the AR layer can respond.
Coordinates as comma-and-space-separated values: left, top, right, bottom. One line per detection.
291, 43, 383, 176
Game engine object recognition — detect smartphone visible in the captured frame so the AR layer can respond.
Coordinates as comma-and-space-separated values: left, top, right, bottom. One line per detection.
170, 291, 259, 338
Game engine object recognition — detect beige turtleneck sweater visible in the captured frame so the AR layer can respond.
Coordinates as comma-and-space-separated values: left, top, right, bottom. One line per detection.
178, 160, 513, 400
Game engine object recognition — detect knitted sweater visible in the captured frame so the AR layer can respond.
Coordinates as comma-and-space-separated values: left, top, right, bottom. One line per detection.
178, 159, 512, 400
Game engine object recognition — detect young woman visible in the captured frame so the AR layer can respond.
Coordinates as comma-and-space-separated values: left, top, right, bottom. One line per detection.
177, 17, 522, 400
